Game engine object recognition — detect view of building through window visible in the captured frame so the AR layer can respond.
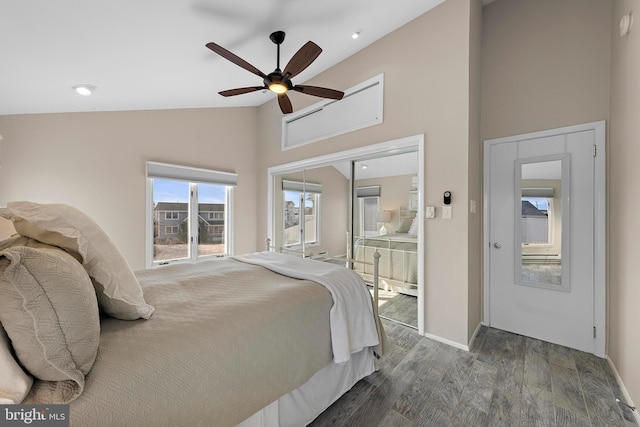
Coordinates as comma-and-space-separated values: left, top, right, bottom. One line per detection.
152, 179, 228, 263
521, 196, 550, 245
283, 191, 319, 247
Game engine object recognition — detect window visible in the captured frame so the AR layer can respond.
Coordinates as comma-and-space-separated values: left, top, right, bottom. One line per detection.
360, 197, 380, 237
282, 180, 321, 247
521, 196, 552, 245
146, 162, 237, 267
356, 186, 381, 237
208, 211, 223, 220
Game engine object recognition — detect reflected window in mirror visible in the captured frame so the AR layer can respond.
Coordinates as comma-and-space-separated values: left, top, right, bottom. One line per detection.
517, 157, 569, 291
282, 180, 322, 247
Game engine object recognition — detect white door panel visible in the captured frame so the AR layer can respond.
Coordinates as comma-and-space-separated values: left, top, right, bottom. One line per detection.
485, 125, 603, 354
517, 135, 565, 158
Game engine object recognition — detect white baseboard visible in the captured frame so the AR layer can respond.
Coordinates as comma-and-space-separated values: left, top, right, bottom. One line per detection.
422, 332, 470, 352
606, 356, 640, 424
421, 322, 483, 353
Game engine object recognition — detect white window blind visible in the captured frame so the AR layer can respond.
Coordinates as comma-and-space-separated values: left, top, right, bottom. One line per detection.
361, 197, 380, 237
282, 180, 323, 194
522, 187, 554, 198
356, 186, 381, 198
147, 161, 237, 186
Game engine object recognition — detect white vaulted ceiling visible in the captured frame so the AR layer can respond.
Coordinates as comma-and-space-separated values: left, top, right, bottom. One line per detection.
0, 0, 445, 115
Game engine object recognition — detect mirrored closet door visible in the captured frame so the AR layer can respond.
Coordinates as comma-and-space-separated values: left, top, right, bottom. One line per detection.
351, 152, 418, 328
268, 148, 420, 329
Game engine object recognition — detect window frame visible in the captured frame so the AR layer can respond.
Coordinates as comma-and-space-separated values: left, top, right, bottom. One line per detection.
521, 196, 555, 248
359, 196, 380, 237
282, 190, 321, 248
146, 162, 236, 268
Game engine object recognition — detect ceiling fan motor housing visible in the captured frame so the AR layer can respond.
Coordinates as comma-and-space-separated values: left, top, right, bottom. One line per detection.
269, 31, 286, 45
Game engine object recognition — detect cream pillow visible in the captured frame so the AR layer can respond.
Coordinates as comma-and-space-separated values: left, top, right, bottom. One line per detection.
1, 202, 154, 320
0, 246, 100, 403
396, 217, 414, 233
0, 321, 33, 404
408, 217, 418, 236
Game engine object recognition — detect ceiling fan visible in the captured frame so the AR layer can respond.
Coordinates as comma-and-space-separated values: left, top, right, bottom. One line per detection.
206, 31, 344, 114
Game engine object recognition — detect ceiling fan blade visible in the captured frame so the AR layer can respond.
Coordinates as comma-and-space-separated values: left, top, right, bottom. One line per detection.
219, 86, 264, 97
292, 85, 344, 100
278, 93, 293, 114
206, 42, 267, 79
282, 41, 322, 79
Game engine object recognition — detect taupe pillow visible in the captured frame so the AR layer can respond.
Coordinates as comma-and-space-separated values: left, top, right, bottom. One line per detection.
0, 246, 100, 403
1, 202, 154, 320
0, 320, 33, 404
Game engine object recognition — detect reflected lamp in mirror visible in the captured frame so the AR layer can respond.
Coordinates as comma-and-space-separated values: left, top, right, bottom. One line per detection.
377, 210, 391, 235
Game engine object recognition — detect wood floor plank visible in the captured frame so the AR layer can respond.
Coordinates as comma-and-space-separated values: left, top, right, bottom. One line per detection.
378, 409, 414, 427
455, 358, 498, 413
554, 406, 593, 427
308, 379, 377, 427
343, 379, 405, 427
521, 384, 556, 427
550, 362, 588, 414
583, 392, 628, 427
486, 389, 523, 427
308, 324, 639, 427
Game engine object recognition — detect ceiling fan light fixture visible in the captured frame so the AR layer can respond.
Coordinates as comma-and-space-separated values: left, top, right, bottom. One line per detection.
73, 84, 96, 96
268, 82, 288, 94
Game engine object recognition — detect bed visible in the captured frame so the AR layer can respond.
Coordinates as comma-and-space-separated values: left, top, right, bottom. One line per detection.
0, 202, 385, 427
351, 211, 418, 296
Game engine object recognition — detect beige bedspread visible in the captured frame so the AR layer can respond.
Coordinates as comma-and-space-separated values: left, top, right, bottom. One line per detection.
68, 257, 333, 427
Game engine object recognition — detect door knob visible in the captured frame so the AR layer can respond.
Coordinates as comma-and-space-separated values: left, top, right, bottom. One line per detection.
493, 242, 502, 249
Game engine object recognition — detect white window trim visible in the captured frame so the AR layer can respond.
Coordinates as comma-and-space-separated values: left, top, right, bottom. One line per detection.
145, 162, 235, 268
283, 191, 321, 249
359, 196, 380, 237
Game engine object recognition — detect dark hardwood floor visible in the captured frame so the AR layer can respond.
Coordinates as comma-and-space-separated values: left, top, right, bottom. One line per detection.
309, 320, 637, 427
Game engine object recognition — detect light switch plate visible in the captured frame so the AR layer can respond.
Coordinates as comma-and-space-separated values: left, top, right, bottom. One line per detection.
442, 206, 452, 219
426, 206, 435, 219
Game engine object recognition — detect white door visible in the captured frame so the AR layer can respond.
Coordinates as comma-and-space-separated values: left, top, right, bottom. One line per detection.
484, 122, 605, 355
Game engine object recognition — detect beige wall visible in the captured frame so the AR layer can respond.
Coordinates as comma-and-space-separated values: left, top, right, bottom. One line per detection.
257, 0, 478, 345
354, 174, 416, 235
0, 108, 259, 269
481, 0, 611, 141
467, 0, 483, 343
609, 0, 640, 408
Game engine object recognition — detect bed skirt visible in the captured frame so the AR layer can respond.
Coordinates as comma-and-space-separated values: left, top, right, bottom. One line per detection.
237, 347, 376, 427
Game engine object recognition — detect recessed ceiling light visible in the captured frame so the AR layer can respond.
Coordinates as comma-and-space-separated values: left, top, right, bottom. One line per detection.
72, 84, 96, 96
351, 30, 362, 40
361, 164, 368, 169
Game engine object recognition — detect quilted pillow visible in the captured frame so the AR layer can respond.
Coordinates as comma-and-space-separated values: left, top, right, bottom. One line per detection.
0, 202, 154, 320
0, 322, 33, 404
0, 246, 100, 403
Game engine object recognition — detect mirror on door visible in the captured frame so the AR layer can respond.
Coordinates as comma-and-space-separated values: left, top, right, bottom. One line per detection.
517, 156, 570, 291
